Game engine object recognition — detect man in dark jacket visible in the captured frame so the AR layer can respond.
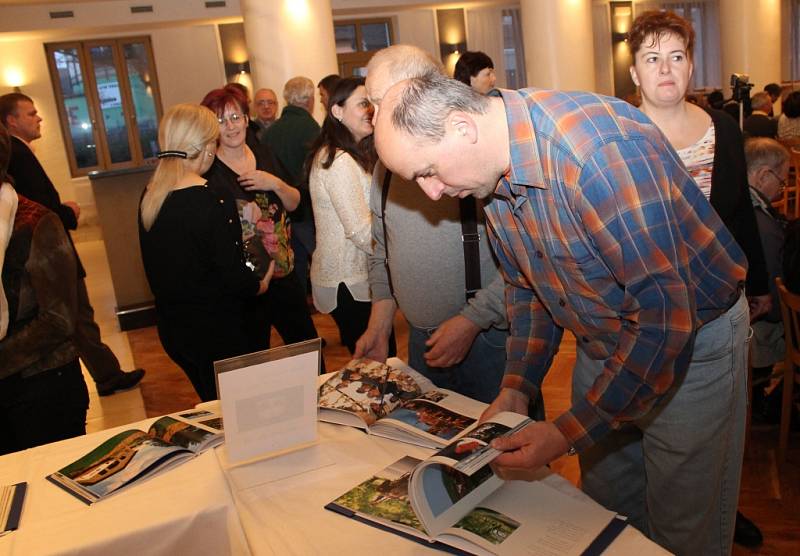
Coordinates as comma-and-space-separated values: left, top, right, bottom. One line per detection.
0, 93, 144, 396
264, 77, 321, 295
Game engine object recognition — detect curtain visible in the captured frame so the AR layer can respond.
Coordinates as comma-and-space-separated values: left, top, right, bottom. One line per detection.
792, 0, 800, 81
592, 2, 614, 96
635, 0, 721, 90
465, 6, 527, 89
466, 7, 506, 87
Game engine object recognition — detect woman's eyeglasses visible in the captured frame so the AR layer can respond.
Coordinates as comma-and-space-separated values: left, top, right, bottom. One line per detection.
217, 113, 244, 125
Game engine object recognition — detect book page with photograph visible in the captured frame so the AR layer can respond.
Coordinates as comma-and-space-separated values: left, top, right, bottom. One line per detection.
326, 452, 619, 556
319, 358, 489, 448
148, 409, 224, 452
46, 430, 194, 505
409, 412, 531, 536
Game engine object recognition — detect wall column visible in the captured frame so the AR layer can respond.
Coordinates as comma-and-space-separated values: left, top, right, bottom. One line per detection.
241, 0, 338, 120
718, 0, 782, 95
519, 0, 596, 91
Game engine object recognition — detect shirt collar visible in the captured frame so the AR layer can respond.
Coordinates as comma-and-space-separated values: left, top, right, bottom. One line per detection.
495, 88, 547, 201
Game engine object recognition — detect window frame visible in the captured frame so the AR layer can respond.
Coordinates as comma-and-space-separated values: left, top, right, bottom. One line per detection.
333, 17, 394, 76
45, 36, 163, 177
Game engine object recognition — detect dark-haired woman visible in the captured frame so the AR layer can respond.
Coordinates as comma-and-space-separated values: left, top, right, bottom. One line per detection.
454, 51, 496, 94
200, 87, 320, 355
777, 91, 800, 145
307, 77, 395, 355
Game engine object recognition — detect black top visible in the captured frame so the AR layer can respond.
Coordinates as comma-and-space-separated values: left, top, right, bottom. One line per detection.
7, 136, 85, 278
743, 113, 778, 139
203, 144, 295, 278
138, 186, 259, 333
707, 108, 769, 297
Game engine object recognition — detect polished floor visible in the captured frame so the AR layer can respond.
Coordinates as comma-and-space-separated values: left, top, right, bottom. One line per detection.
76, 223, 798, 554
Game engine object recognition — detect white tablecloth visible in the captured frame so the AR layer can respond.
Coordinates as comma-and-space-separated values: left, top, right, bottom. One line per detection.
0, 411, 669, 555
216, 422, 670, 555
0, 419, 250, 556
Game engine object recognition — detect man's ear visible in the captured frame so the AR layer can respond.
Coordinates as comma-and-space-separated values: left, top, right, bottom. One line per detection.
448, 111, 478, 144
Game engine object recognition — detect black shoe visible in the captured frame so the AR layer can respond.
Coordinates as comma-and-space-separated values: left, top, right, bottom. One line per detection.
97, 369, 146, 397
733, 511, 763, 548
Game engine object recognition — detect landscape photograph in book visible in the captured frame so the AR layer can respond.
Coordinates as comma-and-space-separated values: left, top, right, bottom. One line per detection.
319, 359, 422, 425
55, 431, 189, 498
178, 410, 213, 419
385, 400, 475, 440
437, 422, 512, 464
332, 456, 424, 532
148, 417, 215, 451
199, 417, 223, 430
441, 465, 495, 505
454, 507, 520, 545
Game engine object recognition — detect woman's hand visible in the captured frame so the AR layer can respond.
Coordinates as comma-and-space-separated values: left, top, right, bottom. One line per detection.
257, 260, 276, 295
238, 170, 282, 192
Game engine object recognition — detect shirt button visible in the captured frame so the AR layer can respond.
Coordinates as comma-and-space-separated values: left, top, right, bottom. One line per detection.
228, 219, 233, 223
235, 241, 240, 246
536, 250, 543, 259
558, 298, 566, 307
219, 199, 224, 204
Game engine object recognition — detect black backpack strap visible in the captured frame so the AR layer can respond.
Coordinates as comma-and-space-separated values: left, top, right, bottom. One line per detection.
380, 167, 395, 297
459, 196, 482, 300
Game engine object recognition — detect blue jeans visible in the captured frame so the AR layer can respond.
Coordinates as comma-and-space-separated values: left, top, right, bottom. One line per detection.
574, 293, 749, 556
408, 324, 507, 404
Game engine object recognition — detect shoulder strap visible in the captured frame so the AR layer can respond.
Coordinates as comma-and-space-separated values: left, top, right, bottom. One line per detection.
380, 167, 395, 296
459, 196, 481, 300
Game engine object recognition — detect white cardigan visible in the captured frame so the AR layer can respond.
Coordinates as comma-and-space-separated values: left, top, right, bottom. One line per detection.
309, 149, 373, 313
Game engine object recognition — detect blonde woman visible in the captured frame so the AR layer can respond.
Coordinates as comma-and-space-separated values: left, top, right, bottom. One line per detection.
139, 104, 272, 401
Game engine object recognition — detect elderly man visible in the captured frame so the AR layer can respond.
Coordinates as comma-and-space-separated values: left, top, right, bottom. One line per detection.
355, 46, 521, 406
373, 70, 749, 554
0, 92, 144, 396
744, 92, 778, 138
264, 77, 320, 295
253, 88, 278, 142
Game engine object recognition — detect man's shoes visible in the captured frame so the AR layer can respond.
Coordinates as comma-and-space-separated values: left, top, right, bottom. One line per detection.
97, 369, 146, 397
733, 511, 763, 548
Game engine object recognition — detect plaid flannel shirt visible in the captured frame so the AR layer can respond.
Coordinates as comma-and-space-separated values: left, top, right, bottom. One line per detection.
486, 88, 747, 452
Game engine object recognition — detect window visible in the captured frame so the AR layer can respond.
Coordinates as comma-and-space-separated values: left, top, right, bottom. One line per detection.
45, 37, 163, 176
502, 9, 527, 89
333, 18, 393, 77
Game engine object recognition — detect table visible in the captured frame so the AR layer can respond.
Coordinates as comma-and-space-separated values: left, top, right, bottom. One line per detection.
0, 419, 249, 556
0, 412, 669, 555
216, 421, 670, 555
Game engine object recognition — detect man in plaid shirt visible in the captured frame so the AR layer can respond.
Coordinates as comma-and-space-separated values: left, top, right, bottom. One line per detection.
374, 70, 749, 555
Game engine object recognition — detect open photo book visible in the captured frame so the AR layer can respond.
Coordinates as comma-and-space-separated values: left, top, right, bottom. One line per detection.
326, 411, 625, 556
318, 358, 488, 448
46, 409, 224, 505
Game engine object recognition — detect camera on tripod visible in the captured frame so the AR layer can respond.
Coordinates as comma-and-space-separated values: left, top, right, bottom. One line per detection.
731, 73, 753, 103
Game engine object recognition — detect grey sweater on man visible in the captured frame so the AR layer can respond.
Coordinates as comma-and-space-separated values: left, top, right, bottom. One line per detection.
368, 164, 507, 331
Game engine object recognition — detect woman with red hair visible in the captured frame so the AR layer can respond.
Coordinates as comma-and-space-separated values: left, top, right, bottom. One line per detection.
201, 87, 320, 354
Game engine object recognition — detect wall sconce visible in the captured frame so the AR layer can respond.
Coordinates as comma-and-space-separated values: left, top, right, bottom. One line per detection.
610, 2, 633, 43
3, 67, 25, 93
440, 42, 466, 61
224, 61, 251, 81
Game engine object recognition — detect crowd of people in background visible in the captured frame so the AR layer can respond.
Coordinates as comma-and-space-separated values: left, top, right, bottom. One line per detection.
1, 8, 800, 554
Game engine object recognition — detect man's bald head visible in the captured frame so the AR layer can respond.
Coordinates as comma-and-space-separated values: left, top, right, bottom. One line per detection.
365, 45, 444, 108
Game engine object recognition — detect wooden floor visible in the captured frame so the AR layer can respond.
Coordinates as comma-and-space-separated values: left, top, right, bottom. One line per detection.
129, 310, 799, 554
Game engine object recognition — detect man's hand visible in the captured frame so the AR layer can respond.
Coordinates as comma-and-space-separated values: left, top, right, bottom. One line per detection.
354, 327, 390, 363
480, 388, 529, 423
424, 315, 480, 367
64, 201, 80, 220
489, 421, 570, 481
354, 299, 396, 363
748, 294, 771, 322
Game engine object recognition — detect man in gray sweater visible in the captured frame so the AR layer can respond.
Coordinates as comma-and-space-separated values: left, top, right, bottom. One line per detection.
355, 45, 518, 406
